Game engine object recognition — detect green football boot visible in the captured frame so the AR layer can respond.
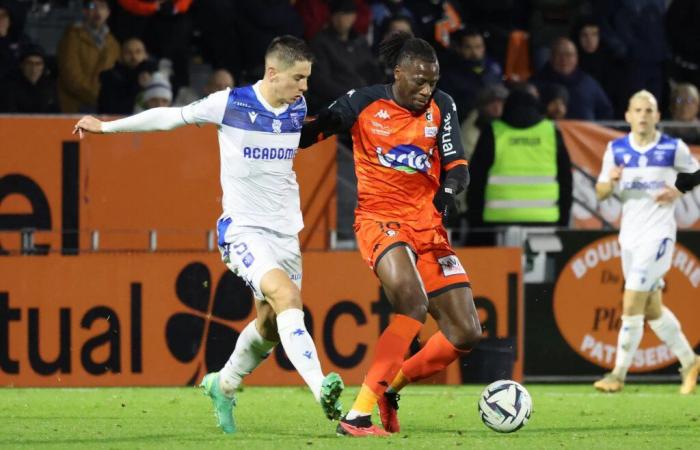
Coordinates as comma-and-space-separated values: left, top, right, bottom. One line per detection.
320, 372, 344, 420
200, 372, 236, 433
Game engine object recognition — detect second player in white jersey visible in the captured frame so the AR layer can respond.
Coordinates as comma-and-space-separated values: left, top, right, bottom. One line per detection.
593, 90, 700, 395
597, 131, 699, 248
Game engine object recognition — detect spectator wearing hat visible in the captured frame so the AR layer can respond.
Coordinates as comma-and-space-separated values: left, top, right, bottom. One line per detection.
57, 0, 119, 113
306, 0, 383, 114
0, 44, 59, 113
540, 83, 569, 120
135, 71, 172, 111
98, 37, 158, 114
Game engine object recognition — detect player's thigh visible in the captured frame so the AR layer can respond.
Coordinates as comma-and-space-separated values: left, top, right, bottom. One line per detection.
217, 219, 299, 302
644, 289, 663, 320
623, 238, 673, 292
355, 219, 428, 319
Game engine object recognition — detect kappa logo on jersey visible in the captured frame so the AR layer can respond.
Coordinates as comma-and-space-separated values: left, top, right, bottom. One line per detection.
374, 109, 391, 120
272, 119, 282, 133
248, 111, 258, 123
376, 145, 432, 174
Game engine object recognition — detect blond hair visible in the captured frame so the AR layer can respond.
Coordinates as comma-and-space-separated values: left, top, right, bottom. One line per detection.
627, 90, 658, 111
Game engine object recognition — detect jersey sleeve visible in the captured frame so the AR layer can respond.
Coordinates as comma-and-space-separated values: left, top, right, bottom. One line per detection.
674, 139, 700, 173
181, 89, 230, 125
434, 91, 467, 170
597, 143, 615, 183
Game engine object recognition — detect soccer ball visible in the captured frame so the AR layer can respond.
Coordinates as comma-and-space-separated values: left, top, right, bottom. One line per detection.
478, 380, 532, 433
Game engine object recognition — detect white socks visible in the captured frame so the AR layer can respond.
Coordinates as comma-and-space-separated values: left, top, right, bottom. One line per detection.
648, 307, 696, 369
612, 314, 645, 379
276, 308, 325, 401
220, 320, 276, 396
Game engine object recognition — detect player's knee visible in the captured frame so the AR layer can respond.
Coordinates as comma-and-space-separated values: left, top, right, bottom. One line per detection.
388, 283, 428, 321
446, 324, 482, 350
265, 283, 302, 312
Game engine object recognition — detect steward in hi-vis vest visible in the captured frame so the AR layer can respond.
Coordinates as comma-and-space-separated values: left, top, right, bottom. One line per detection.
467, 87, 573, 229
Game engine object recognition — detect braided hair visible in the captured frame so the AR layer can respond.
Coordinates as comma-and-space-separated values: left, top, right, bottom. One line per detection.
379, 31, 437, 69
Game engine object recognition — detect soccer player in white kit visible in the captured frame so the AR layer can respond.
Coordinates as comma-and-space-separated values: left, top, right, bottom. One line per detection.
594, 90, 700, 394
73, 36, 344, 432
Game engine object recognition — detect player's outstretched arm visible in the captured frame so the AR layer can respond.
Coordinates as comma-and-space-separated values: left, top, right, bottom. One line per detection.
72, 107, 190, 139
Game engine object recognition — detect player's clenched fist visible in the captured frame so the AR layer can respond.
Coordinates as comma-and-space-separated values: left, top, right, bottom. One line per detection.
73, 116, 104, 138
609, 164, 623, 183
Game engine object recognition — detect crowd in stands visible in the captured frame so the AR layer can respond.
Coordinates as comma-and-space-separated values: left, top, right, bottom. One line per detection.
1, 0, 699, 236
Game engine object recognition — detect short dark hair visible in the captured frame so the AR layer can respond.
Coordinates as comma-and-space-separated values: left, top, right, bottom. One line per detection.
379, 31, 437, 69
265, 35, 314, 69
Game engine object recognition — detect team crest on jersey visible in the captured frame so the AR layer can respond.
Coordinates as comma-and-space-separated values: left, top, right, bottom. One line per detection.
425, 109, 433, 122
272, 119, 282, 133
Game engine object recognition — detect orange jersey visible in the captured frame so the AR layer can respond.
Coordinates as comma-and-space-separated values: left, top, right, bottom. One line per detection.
322, 85, 467, 228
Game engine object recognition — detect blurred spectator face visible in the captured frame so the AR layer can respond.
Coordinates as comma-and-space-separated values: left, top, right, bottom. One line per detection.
546, 98, 567, 120
145, 96, 171, 109
84, 0, 110, 28
0, 8, 9, 37
482, 99, 505, 119
121, 39, 147, 69
387, 18, 412, 35
578, 25, 600, 54
331, 11, 357, 37
670, 84, 700, 122
551, 39, 578, 76
205, 69, 234, 94
21, 55, 45, 85
459, 34, 486, 62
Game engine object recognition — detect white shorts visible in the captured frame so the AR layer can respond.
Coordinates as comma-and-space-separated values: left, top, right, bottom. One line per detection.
621, 238, 674, 292
216, 216, 302, 300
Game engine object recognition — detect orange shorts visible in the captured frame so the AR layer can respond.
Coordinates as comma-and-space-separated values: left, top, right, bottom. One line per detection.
353, 219, 471, 298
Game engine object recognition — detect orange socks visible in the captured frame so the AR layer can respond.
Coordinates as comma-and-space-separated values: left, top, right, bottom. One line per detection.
391, 331, 470, 390
351, 314, 423, 414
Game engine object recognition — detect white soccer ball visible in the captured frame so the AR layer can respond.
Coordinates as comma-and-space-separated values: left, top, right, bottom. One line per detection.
478, 380, 532, 433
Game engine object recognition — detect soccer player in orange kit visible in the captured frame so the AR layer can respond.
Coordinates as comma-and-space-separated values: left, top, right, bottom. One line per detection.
301, 31, 482, 436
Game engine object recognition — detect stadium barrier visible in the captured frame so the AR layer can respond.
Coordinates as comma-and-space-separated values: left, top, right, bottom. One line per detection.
0, 248, 523, 387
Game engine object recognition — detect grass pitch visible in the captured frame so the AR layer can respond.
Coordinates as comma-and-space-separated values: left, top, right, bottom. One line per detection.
1, 384, 698, 449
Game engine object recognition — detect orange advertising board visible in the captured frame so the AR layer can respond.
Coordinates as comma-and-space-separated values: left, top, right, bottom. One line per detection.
553, 235, 700, 372
0, 117, 336, 252
0, 248, 522, 386
557, 120, 700, 230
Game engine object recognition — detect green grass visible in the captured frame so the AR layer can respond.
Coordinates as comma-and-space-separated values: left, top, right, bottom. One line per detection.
0, 384, 698, 449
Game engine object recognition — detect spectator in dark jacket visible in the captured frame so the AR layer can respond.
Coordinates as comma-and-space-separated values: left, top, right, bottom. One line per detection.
439, 27, 503, 121
0, 44, 59, 113
98, 37, 157, 114
0, 0, 32, 82
666, 0, 700, 88
307, 0, 383, 113
531, 37, 613, 120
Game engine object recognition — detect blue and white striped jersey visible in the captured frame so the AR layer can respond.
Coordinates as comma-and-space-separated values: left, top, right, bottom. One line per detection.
598, 132, 699, 247
182, 81, 307, 235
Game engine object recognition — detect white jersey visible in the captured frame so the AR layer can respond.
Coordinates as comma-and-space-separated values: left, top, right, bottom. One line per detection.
181, 81, 307, 235
598, 132, 699, 248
